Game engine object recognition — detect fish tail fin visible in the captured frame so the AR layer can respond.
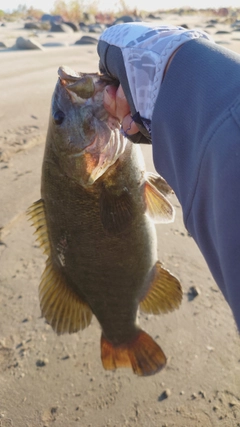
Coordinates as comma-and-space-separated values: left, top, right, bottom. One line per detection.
101, 329, 166, 376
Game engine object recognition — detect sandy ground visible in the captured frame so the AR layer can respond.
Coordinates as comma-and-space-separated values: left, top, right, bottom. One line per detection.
0, 13, 240, 427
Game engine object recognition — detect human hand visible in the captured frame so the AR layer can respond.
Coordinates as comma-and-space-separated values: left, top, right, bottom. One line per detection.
104, 84, 139, 137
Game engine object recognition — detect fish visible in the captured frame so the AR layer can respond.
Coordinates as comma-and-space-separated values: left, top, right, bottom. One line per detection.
27, 66, 182, 376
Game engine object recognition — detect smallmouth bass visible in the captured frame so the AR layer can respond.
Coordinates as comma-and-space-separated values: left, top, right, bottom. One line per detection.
28, 66, 182, 376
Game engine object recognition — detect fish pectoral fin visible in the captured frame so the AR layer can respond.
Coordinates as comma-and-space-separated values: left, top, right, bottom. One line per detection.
144, 180, 175, 224
146, 172, 173, 196
140, 261, 182, 315
27, 199, 50, 256
39, 257, 92, 335
100, 186, 133, 234
101, 329, 166, 376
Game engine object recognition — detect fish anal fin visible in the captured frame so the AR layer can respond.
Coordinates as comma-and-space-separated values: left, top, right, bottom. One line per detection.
146, 172, 173, 196
101, 329, 166, 376
27, 199, 50, 256
140, 261, 182, 315
100, 186, 133, 234
39, 258, 92, 335
144, 181, 175, 224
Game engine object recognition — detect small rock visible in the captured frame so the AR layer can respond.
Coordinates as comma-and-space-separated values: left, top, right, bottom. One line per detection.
63, 21, 79, 32
188, 285, 201, 300
113, 15, 136, 25
75, 35, 98, 45
199, 390, 206, 398
61, 355, 70, 360
229, 400, 238, 407
206, 345, 214, 351
158, 389, 171, 401
16, 37, 43, 50
191, 393, 197, 400
215, 30, 230, 34
36, 358, 49, 367
24, 22, 41, 30
42, 42, 69, 47
88, 23, 105, 33
50, 22, 74, 33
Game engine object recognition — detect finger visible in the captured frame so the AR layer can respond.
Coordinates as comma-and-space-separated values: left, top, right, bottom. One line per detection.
103, 85, 117, 116
122, 114, 139, 136
104, 85, 131, 122
115, 85, 131, 120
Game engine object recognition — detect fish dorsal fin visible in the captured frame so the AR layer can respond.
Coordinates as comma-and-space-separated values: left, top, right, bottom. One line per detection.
27, 199, 50, 256
100, 185, 133, 234
39, 257, 93, 335
144, 180, 175, 224
140, 261, 182, 315
146, 172, 173, 196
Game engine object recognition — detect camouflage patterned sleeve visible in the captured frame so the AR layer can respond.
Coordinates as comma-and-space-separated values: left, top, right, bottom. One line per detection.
98, 23, 211, 143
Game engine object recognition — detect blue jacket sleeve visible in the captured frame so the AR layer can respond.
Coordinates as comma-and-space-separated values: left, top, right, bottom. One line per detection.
152, 37, 240, 330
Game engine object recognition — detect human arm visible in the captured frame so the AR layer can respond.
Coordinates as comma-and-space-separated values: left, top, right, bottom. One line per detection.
98, 22, 210, 143
98, 24, 240, 330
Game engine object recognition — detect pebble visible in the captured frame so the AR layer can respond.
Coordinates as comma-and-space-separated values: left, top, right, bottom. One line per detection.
199, 390, 206, 398
158, 389, 171, 401
188, 285, 201, 300
36, 358, 49, 367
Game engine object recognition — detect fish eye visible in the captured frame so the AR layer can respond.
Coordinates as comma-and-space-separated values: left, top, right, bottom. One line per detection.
53, 110, 65, 125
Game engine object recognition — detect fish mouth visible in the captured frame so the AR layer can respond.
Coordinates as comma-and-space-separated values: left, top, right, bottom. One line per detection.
58, 66, 127, 187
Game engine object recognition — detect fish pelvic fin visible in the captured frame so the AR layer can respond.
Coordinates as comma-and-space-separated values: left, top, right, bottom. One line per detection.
140, 261, 182, 315
27, 199, 50, 256
144, 179, 175, 224
101, 329, 166, 376
39, 257, 93, 335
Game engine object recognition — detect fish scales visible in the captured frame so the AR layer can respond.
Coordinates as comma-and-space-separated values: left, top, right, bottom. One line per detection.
28, 66, 183, 376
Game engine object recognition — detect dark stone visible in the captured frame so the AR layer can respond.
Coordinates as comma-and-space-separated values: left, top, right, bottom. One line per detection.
215, 30, 230, 34
75, 35, 98, 45
88, 23, 105, 33
50, 22, 74, 33
63, 21, 80, 32
16, 36, 43, 50
41, 14, 62, 23
113, 15, 135, 25
24, 22, 41, 30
